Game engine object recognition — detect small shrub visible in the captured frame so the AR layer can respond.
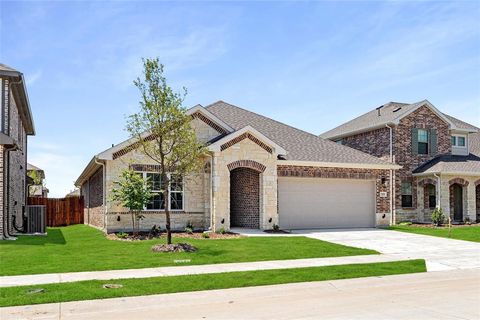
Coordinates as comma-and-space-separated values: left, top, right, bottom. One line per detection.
431, 208, 445, 226
272, 224, 280, 231
217, 227, 226, 235
464, 217, 471, 225
185, 221, 194, 230
398, 221, 412, 226
184, 227, 193, 234
202, 232, 210, 239
116, 232, 128, 239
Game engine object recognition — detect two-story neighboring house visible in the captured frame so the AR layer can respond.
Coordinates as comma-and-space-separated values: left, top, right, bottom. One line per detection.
0, 64, 36, 239
321, 100, 479, 224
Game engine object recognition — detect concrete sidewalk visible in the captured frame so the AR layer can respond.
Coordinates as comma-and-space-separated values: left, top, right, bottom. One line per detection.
0, 254, 411, 288
2, 269, 478, 320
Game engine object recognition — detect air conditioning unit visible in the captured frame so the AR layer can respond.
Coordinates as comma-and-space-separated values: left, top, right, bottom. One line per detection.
26, 205, 46, 234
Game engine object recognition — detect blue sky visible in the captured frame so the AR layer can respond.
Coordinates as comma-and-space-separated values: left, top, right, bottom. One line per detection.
1, 1, 479, 197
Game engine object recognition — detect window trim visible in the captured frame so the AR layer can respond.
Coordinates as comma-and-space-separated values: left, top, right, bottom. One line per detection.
451, 134, 467, 148
139, 171, 184, 212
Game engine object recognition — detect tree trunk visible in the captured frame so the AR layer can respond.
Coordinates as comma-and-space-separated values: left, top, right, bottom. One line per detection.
131, 211, 136, 235
165, 187, 172, 244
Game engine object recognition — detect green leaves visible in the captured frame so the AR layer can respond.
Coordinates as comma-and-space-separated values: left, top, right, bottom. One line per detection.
111, 168, 153, 211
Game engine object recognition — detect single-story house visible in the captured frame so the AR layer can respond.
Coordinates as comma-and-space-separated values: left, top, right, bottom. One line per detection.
75, 101, 400, 232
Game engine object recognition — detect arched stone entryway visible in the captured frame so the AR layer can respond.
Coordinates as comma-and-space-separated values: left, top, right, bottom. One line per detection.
230, 167, 261, 228
449, 178, 469, 222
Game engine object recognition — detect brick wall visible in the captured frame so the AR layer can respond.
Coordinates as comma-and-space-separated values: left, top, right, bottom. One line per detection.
82, 167, 105, 229
0, 145, 3, 238
230, 167, 260, 228
342, 127, 391, 161
277, 165, 391, 217
6, 84, 28, 235
395, 105, 450, 220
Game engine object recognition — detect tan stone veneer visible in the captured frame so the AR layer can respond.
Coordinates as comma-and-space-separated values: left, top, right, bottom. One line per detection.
211, 138, 278, 231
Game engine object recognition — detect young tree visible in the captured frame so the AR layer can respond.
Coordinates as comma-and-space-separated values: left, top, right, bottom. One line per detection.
111, 168, 153, 235
127, 58, 207, 244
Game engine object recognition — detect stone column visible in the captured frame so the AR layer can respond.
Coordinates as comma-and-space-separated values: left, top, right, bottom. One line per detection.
439, 175, 450, 218
466, 181, 476, 222
416, 182, 424, 222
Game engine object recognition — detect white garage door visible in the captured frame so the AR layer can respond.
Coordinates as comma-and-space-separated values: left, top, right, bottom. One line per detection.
278, 177, 375, 229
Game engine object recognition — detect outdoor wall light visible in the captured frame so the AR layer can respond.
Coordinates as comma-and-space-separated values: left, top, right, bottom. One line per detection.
268, 218, 272, 223
221, 218, 225, 224
382, 214, 386, 219
117, 215, 121, 221
381, 177, 387, 185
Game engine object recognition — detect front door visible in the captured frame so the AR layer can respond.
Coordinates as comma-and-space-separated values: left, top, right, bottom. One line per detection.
453, 184, 463, 222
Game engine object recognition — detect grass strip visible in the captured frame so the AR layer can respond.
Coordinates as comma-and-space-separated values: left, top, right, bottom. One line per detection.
389, 225, 480, 243
0, 259, 426, 307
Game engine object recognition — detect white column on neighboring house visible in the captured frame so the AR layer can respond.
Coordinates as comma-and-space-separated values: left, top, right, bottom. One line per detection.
466, 179, 476, 222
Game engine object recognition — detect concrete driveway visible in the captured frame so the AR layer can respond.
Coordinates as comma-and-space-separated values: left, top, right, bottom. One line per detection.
292, 228, 480, 271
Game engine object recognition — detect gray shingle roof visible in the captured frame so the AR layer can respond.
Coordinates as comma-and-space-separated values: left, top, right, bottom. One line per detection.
443, 113, 479, 132
320, 100, 478, 139
320, 101, 418, 139
206, 101, 392, 165
413, 129, 480, 175
412, 153, 480, 175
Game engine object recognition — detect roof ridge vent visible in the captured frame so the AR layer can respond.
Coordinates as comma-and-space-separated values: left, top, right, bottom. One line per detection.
376, 105, 384, 116
393, 107, 402, 112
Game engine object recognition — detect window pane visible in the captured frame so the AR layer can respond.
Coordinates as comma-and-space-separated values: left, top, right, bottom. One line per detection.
170, 175, 183, 192
428, 184, 436, 196
418, 142, 428, 154
418, 129, 428, 143
451, 136, 456, 146
458, 137, 466, 147
146, 173, 162, 191
146, 193, 165, 210
401, 182, 412, 195
429, 195, 436, 208
402, 195, 413, 207
170, 192, 183, 210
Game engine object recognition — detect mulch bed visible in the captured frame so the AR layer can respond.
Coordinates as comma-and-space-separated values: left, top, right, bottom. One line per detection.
106, 231, 243, 241
404, 223, 478, 229
264, 229, 290, 234
151, 243, 198, 253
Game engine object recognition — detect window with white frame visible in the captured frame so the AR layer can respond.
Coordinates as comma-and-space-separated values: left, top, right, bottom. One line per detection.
417, 129, 429, 154
451, 135, 466, 147
138, 172, 184, 211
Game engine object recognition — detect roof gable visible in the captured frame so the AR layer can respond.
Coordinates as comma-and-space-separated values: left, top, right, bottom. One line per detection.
321, 100, 477, 140
208, 125, 287, 155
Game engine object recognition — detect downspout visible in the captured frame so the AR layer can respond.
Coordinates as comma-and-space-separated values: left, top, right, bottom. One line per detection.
386, 124, 395, 225
94, 156, 107, 230
434, 173, 441, 209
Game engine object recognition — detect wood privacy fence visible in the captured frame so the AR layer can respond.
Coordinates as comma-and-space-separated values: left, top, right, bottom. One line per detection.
27, 197, 84, 227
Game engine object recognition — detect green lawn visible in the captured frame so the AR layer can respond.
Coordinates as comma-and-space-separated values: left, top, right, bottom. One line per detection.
0, 259, 426, 307
0, 225, 377, 276
389, 225, 480, 242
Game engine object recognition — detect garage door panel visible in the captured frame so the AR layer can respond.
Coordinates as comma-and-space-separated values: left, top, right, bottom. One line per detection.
279, 177, 375, 229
